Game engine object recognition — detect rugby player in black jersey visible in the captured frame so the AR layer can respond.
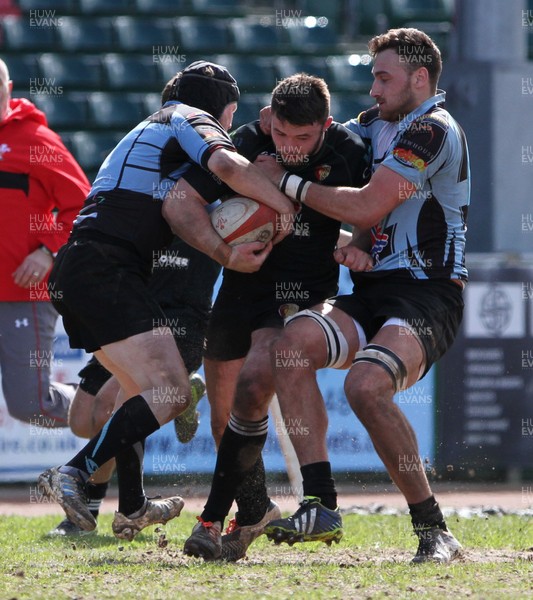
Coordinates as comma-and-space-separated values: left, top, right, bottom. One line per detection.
37, 61, 295, 537
170, 74, 371, 561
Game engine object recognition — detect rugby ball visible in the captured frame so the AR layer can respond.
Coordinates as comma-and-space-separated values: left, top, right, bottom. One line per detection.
210, 196, 277, 246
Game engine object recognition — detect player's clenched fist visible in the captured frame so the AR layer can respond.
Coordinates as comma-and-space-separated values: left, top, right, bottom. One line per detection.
334, 245, 374, 272
226, 241, 273, 273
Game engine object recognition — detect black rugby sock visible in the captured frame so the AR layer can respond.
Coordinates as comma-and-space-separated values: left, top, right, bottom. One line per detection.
301, 462, 338, 510
234, 456, 270, 526
63, 395, 160, 478
408, 495, 446, 531
116, 440, 146, 517
201, 413, 269, 525
85, 481, 109, 518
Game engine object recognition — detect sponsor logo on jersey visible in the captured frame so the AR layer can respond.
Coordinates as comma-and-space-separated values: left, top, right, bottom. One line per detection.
370, 223, 389, 260
393, 112, 447, 171
393, 147, 428, 172
314, 164, 331, 181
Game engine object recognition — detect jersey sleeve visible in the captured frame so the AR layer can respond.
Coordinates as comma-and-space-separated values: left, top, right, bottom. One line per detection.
181, 163, 231, 203
171, 110, 237, 170
181, 120, 271, 203
343, 116, 363, 137
381, 113, 449, 187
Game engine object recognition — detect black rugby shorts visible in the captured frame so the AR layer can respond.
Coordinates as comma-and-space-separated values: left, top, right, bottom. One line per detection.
205, 284, 334, 361
328, 276, 464, 377
50, 236, 165, 352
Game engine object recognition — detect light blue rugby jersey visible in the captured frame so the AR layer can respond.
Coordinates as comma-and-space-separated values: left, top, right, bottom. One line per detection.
73, 101, 235, 258
345, 92, 470, 282
87, 100, 233, 201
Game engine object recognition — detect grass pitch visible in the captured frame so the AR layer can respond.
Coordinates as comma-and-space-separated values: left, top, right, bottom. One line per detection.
1, 511, 532, 599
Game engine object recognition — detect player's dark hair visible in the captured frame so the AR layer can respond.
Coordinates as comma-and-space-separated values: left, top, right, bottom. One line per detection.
161, 61, 239, 120
368, 28, 442, 90
271, 74, 330, 125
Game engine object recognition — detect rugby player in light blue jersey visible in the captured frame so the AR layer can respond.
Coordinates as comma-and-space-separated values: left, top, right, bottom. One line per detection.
259, 28, 469, 564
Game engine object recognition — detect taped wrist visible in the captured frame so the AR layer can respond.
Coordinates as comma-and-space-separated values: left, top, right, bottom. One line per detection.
279, 172, 312, 204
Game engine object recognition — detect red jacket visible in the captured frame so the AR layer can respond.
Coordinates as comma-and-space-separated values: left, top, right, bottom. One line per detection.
0, 98, 90, 301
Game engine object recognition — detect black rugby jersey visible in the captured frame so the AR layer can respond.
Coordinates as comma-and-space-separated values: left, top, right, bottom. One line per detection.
183, 120, 370, 296
150, 236, 221, 321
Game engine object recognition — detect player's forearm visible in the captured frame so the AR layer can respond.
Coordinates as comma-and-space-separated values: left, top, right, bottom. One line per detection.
207, 150, 294, 216
162, 189, 231, 266
304, 183, 378, 230
284, 165, 406, 230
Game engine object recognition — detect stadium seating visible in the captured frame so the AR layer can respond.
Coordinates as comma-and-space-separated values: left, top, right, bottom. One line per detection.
113, 16, 177, 52
87, 91, 145, 129
18, 0, 74, 12
356, 0, 389, 36
2, 54, 40, 89
103, 54, 161, 91
387, 0, 453, 28
143, 92, 162, 115
355, 0, 452, 37
275, 56, 329, 81
135, 0, 189, 15
232, 93, 270, 128
175, 17, 230, 53
327, 55, 374, 93
190, 0, 245, 17
212, 54, 276, 93
329, 92, 373, 124
38, 53, 104, 90
1, 15, 59, 51
78, 0, 134, 15
68, 130, 125, 179
286, 22, 339, 54
230, 18, 290, 54
32, 92, 88, 129
57, 16, 115, 52
299, 0, 342, 26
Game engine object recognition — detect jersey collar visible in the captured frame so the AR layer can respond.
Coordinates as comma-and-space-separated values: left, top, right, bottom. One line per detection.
397, 90, 446, 134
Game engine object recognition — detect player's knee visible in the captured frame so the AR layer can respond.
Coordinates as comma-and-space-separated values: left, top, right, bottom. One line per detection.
234, 365, 273, 412
344, 365, 393, 422
272, 328, 315, 372
145, 367, 191, 421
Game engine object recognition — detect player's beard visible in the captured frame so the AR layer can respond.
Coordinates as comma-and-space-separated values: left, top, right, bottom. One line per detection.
378, 80, 417, 122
